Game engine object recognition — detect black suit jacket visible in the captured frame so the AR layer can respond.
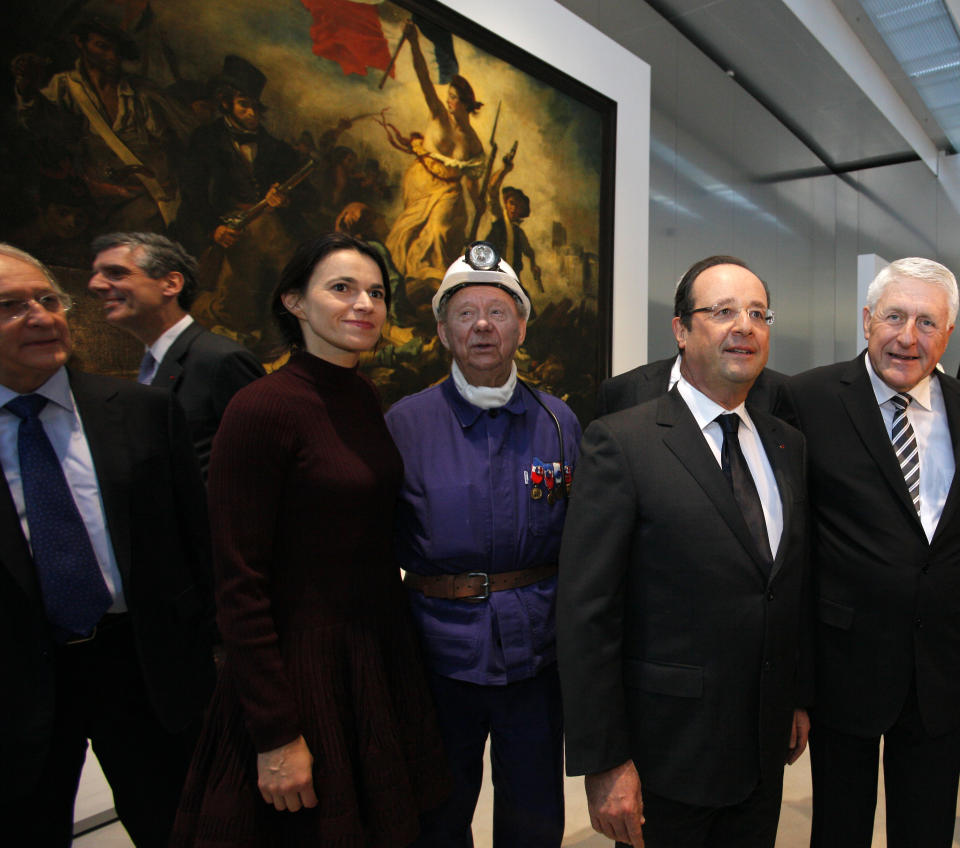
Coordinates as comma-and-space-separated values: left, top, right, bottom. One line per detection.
152, 322, 263, 477
782, 357, 960, 738
558, 389, 809, 807
0, 370, 215, 796
596, 355, 791, 418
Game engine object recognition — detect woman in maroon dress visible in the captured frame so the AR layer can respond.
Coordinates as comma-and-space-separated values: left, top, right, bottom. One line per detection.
173, 233, 447, 846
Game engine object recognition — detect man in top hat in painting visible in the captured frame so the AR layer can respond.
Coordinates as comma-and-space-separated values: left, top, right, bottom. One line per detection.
12, 14, 192, 234
176, 55, 315, 350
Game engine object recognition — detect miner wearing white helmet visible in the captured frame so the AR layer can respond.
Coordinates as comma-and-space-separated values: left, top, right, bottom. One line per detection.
386, 242, 581, 846
430, 241, 532, 321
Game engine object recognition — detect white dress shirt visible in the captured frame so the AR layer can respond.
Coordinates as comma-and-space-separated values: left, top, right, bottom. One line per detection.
142, 313, 194, 384
864, 352, 954, 542
677, 376, 784, 557
668, 354, 682, 391
0, 367, 126, 610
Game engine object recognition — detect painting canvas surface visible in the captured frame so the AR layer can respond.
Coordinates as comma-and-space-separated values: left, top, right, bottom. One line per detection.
2, 0, 613, 421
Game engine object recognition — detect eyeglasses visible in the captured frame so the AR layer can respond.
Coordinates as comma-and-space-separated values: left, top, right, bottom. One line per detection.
0, 292, 74, 323
686, 303, 775, 326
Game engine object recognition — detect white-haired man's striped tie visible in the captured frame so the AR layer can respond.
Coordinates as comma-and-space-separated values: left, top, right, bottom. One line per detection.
890, 393, 920, 514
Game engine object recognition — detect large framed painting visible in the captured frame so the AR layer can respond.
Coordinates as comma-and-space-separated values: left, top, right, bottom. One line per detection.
1, 0, 615, 422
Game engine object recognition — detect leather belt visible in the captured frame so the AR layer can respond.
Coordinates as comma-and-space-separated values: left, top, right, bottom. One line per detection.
403, 564, 558, 601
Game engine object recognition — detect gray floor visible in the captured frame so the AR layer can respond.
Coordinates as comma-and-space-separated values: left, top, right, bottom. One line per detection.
72, 743, 960, 847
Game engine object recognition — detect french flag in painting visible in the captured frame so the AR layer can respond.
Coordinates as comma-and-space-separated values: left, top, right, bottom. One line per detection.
300, 0, 458, 82
300, 0, 393, 76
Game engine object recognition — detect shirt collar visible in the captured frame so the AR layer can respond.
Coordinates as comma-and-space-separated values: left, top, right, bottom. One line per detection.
676, 375, 756, 435
0, 366, 74, 413
147, 313, 193, 364
442, 373, 526, 428
73, 62, 134, 98
668, 354, 682, 391
863, 350, 934, 412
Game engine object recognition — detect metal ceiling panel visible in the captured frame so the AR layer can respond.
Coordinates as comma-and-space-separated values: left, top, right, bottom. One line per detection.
556, 0, 921, 169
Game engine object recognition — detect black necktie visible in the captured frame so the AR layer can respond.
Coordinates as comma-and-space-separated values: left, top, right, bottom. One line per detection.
5, 394, 112, 639
716, 413, 773, 569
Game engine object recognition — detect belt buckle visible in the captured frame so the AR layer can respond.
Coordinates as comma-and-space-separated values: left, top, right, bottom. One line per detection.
465, 572, 490, 601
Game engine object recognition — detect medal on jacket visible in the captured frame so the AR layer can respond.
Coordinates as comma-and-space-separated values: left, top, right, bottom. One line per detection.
530, 459, 544, 500
564, 464, 573, 497
544, 464, 556, 504
553, 462, 564, 500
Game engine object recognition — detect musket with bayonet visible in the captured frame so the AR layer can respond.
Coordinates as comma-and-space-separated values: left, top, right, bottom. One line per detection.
198, 158, 317, 289
219, 110, 382, 233
198, 153, 318, 289
467, 100, 501, 244
220, 157, 317, 233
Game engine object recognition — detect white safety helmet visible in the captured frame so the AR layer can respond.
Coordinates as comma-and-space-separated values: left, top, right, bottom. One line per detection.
432, 242, 532, 320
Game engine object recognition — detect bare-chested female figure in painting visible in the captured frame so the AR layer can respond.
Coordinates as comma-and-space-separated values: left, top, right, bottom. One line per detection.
385, 20, 485, 313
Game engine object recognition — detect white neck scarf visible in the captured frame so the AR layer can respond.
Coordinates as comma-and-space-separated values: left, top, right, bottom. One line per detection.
450, 360, 517, 409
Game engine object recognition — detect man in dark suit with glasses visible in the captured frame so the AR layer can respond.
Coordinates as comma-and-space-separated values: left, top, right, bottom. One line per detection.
559, 255, 810, 847
0, 243, 214, 846
595, 256, 790, 419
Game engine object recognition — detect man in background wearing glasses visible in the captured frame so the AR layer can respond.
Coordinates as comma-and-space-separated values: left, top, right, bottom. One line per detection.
784, 258, 960, 848
559, 256, 811, 847
0, 243, 214, 846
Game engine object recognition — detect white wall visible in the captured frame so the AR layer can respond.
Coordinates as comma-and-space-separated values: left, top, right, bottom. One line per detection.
554, 0, 960, 377
856, 254, 887, 354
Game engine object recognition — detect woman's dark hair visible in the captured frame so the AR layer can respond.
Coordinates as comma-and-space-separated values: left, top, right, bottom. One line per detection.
271, 233, 391, 349
449, 74, 482, 114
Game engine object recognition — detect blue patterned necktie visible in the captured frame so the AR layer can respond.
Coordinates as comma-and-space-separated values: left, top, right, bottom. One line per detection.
137, 350, 157, 385
5, 394, 112, 639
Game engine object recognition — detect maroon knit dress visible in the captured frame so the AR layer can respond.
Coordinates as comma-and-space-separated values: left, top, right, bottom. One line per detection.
172, 352, 447, 847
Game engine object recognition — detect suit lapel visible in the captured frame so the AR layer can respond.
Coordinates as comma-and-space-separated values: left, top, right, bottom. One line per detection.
658, 390, 771, 579
753, 411, 793, 583
648, 357, 675, 401
152, 322, 202, 390
69, 371, 133, 584
838, 358, 923, 529
0, 469, 39, 601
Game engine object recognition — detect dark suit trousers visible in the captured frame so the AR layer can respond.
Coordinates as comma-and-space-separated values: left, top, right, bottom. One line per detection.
810, 679, 960, 848
2, 616, 200, 847
410, 665, 565, 848
615, 775, 783, 848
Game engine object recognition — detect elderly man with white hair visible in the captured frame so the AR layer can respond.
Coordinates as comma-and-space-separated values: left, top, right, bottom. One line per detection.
784, 257, 960, 848
386, 241, 581, 847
